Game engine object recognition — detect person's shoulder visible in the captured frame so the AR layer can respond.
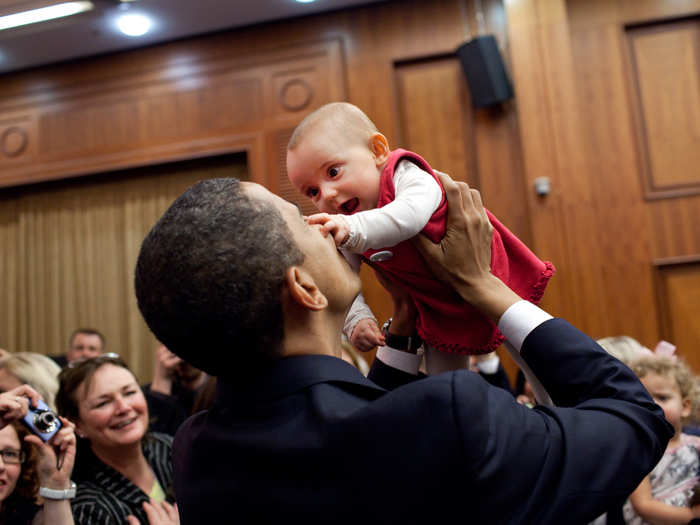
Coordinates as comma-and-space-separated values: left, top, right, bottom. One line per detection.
380, 368, 484, 407
146, 431, 174, 449
681, 432, 700, 449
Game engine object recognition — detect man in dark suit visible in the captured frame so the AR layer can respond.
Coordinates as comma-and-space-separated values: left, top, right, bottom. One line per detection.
134, 174, 672, 525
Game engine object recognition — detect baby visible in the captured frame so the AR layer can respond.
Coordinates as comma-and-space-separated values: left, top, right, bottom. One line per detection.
286, 102, 554, 374
624, 355, 700, 524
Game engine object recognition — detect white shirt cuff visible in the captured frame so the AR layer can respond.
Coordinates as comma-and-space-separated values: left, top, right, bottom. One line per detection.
475, 354, 500, 375
375, 346, 422, 375
497, 300, 552, 352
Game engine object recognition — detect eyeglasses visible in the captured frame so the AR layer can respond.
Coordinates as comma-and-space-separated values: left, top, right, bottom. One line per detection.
0, 448, 25, 465
66, 352, 122, 369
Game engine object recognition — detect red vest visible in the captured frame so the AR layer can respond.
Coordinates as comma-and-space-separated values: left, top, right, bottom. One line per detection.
363, 149, 555, 355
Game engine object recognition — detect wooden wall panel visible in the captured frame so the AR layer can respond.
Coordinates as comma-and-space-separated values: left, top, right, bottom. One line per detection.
0, 39, 346, 188
655, 257, 700, 369
505, 0, 700, 360
395, 58, 479, 187
626, 18, 700, 197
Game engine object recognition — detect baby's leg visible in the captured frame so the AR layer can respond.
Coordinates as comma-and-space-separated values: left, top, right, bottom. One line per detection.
424, 345, 468, 375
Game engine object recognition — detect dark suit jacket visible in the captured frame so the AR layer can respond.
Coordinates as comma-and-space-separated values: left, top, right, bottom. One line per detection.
173, 319, 672, 525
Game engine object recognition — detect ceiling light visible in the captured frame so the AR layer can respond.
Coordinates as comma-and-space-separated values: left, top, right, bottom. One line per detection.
0, 2, 93, 31
295, 0, 317, 3
117, 13, 151, 36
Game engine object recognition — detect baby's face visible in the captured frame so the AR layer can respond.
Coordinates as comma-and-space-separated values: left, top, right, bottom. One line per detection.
287, 124, 382, 215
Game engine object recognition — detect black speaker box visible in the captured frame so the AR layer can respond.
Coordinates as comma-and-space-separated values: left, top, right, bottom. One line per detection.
456, 35, 514, 108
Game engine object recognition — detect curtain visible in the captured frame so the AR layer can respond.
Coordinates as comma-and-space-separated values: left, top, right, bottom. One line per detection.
0, 154, 247, 382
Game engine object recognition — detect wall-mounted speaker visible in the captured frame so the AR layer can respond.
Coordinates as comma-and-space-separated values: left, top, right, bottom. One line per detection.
456, 35, 514, 108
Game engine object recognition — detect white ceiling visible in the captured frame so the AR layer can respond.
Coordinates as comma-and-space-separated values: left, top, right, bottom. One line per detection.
0, 0, 387, 74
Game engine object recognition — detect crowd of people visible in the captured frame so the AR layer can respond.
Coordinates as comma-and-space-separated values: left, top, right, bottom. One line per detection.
0, 102, 695, 524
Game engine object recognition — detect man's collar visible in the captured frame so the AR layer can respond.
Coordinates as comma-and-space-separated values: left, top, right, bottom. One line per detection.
215, 355, 385, 406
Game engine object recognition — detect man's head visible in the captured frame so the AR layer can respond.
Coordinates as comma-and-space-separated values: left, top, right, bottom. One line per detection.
287, 102, 390, 215
135, 178, 360, 378
66, 328, 105, 363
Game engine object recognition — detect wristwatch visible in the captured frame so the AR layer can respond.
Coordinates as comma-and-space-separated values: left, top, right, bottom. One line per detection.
381, 317, 422, 353
39, 481, 76, 500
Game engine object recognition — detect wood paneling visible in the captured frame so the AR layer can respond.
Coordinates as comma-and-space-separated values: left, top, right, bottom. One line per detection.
506, 0, 700, 361
655, 257, 700, 370
626, 18, 700, 197
0, 39, 345, 188
395, 57, 479, 187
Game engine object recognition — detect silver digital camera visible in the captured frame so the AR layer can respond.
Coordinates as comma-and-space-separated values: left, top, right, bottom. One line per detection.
22, 398, 62, 442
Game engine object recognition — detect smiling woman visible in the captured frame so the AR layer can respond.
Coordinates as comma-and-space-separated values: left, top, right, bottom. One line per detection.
56, 355, 178, 525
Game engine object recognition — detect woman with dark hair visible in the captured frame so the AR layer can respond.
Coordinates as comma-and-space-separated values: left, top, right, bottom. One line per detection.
0, 386, 76, 525
56, 354, 178, 525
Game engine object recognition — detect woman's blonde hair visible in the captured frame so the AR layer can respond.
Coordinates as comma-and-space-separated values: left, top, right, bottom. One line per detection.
0, 352, 61, 410
596, 336, 652, 365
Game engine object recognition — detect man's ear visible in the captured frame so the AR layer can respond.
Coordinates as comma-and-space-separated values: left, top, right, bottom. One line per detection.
369, 133, 390, 166
284, 266, 328, 311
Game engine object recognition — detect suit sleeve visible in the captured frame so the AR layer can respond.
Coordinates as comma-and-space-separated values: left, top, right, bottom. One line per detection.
453, 318, 673, 525
368, 355, 425, 390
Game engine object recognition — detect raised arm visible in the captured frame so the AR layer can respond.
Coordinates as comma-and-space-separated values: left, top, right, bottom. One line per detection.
413, 172, 673, 523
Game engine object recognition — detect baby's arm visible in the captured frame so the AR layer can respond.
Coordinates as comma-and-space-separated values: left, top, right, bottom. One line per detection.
629, 475, 700, 525
345, 293, 384, 352
308, 161, 442, 252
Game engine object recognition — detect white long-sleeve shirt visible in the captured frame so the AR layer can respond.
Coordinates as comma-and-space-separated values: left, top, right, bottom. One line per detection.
342, 160, 442, 253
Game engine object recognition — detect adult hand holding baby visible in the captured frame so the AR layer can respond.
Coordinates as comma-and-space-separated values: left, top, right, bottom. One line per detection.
413, 171, 520, 323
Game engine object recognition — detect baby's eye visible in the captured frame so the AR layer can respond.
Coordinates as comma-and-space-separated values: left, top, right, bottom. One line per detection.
328, 166, 340, 178
306, 188, 319, 198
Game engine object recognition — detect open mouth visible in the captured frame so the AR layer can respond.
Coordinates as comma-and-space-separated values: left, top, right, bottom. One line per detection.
339, 198, 359, 214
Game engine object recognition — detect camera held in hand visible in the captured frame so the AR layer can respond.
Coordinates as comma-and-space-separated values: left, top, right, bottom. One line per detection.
22, 398, 62, 442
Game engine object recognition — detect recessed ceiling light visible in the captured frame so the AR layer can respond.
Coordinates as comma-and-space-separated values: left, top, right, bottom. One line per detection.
116, 12, 151, 36
0, 1, 94, 31
295, 0, 317, 3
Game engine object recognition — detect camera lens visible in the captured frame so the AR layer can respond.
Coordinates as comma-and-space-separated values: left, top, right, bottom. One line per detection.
34, 410, 59, 433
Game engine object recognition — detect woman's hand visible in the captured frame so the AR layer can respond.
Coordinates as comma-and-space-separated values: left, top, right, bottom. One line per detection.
25, 417, 77, 490
0, 384, 41, 429
151, 344, 182, 396
127, 501, 180, 525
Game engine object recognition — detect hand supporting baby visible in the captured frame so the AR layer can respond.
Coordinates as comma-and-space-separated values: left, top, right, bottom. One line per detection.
306, 213, 351, 247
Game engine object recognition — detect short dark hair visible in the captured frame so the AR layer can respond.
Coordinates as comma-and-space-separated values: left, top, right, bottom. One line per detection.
56, 354, 132, 422
68, 328, 105, 349
134, 178, 304, 378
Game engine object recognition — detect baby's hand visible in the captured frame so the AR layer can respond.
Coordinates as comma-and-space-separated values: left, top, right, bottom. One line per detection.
307, 213, 350, 247
350, 318, 385, 352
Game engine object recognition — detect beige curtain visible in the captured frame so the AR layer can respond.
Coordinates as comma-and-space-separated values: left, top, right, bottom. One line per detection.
0, 154, 247, 382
